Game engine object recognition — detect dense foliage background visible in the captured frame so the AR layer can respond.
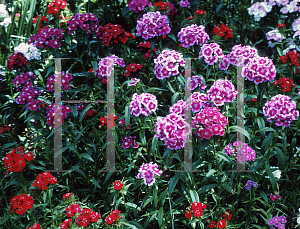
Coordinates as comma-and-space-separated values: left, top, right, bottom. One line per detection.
1, 0, 300, 228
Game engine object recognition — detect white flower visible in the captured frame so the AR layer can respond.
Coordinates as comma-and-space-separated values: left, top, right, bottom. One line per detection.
0, 4, 7, 17
264, 166, 281, 179
0, 17, 11, 27
14, 42, 41, 61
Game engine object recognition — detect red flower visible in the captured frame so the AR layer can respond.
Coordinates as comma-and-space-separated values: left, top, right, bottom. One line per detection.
208, 221, 217, 228
217, 219, 226, 229
185, 209, 192, 219
162, 35, 166, 39
187, 16, 194, 19
251, 98, 257, 102
195, 10, 206, 15
6, 52, 29, 71
105, 210, 122, 226
32, 172, 57, 190
27, 223, 41, 229
10, 194, 34, 215
114, 181, 123, 190
213, 24, 233, 40
63, 193, 73, 199
278, 23, 286, 27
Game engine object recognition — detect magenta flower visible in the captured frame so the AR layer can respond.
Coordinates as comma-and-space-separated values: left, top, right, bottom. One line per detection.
28, 27, 63, 49
199, 43, 223, 65
225, 141, 256, 162
128, 0, 151, 13
136, 11, 171, 40
96, 55, 125, 81
67, 13, 99, 34
228, 44, 258, 66
179, 0, 190, 7
178, 24, 209, 48
137, 162, 163, 186
129, 93, 157, 117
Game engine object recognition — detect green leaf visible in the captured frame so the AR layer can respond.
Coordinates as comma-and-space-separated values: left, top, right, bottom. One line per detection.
265, 165, 278, 192
261, 132, 275, 154
168, 173, 183, 194
79, 103, 92, 122
274, 146, 285, 168
206, 169, 216, 178
1, 142, 17, 149
81, 153, 94, 162
171, 92, 179, 105
75, 126, 88, 142
120, 222, 143, 229
216, 152, 234, 164
198, 184, 217, 194
167, 33, 177, 43
151, 137, 158, 153
230, 125, 251, 140
158, 207, 164, 227
125, 105, 130, 128
216, 2, 224, 14
90, 178, 101, 188
167, 81, 175, 93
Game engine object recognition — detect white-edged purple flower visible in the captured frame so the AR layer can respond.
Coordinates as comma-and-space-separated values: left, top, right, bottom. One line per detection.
137, 162, 162, 186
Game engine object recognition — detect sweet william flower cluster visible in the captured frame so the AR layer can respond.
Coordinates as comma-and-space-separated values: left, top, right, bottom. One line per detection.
28, 27, 63, 49
199, 43, 224, 65
225, 141, 256, 162
67, 13, 99, 34
207, 79, 238, 106
154, 49, 185, 80
10, 194, 34, 215
128, 0, 152, 13
263, 94, 299, 127
137, 162, 163, 186
129, 93, 157, 117
136, 11, 171, 40
154, 113, 191, 150
14, 42, 41, 61
177, 24, 210, 48
228, 44, 258, 66
32, 172, 58, 191
96, 55, 125, 82
46, 72, 73, 92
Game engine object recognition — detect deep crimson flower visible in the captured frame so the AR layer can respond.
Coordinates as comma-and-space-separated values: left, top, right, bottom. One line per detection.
105, 210, 122, 226
213, 24, 234, 40
10, 194, 34, 215
217, 220, 226, 229
113, 181, 123, 190
187, 16, 194, 19
27, 223, 41, 229
32, 172, 57, 190
3, 146, 33, 173
208, 221, 217, 228
96, 23, 131, 46
195, 9, 206, 15
185, 209, 192, 219
6, 52, 29, 71
272, 77, 295, 92
47, 0, 67, 16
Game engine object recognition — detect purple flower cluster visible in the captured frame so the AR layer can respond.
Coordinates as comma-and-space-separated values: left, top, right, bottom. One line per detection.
129, 93, 158, 117
207, 79, 238, 106
154, 113, 191, 150
228, 44, 258, 66
154, 49, 185, 80
128, 0, 152, 13
263, 94, 299, 127
191, 107, 227, 140
13, 72, 36, 91
46, 72, 73, 92
15, 86, 41, 111
225, 141, 256, 162
199, 43, 223, 65
178, 24, 210, 48
136, 11, 171, 40
219, 54, 230, 70
245, 180, 258, 190
46, 103, 72, 128
96, 55, 125, 80
266, 29, 285, 48
242, 56, 276, 84
28, 27, 63, 49
187, 75, 206, 91
67, 13, 99, 34
179, 0, 190, 7
137, 162, 163, 186
268, 215, 287, 229
122, 136, 139, 149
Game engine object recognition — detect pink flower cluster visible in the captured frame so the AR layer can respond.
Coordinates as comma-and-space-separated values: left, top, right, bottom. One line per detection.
263, 94, 299, 127
127, 78, 140, 86
122, 136, 139, 149
13, 72, 36, 91
247, 2, 272, 22
191, 107, 227, 140
241, 56, 276, 84
46, 103, 72, 128
187, 92, 212, 112
266, 29, 285, 48
129, 93, 157, 117
154, 49, 185, 79
225, 141, 256, 162
207, 79, 238, 106
137, 162, 163, 186
199, 43, 223, 65
154, 113, 191, 150
128, 0, 152, 13
219, 55, 230, 70
46, 72, 73, 92
228, 44, 258, 66
187, 75, 207, 91
96, 55, 125, 80
169, 100, 187, 117
136, 11, 171, 40
15, 86, 41, 111
67, 13, 99, 34
178, 24, 210, 48
28, 27, 63, 49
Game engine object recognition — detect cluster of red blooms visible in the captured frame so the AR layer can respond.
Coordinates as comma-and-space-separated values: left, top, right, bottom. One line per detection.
96, 23, 135, 46
32, 172, 58, 191
208, 210, 232, 229
185, 202, 207, 219
270, 193, 281, 201
280, 50, 300, 74
33, 15, 49, 33
47, 0, 67, 16
271, 77, 295, 92
10, 193, 34, 215
6, 52, 29, 71
213, 24, 234, 40
123, 63, 143, 77
0, 125, 13, 135
105, 210, 122, 226
154, 1, 177, 16
188, 10, 206, 20
3, 146, 34, 173
61, 203, 101, 228
137, 41, 159, 60
77, 104, 98, 119
27, 223, 41, 229
99, 114, 119, 127
113, 181, 123, 190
